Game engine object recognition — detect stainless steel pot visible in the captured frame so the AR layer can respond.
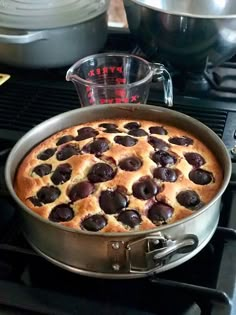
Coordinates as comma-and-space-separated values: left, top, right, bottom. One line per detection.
124, 0, 236, 72
0, 0, 109, 68
5, 104, 231, 279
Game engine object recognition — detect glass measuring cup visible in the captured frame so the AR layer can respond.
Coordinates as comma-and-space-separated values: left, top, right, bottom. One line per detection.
66, 53, 173, 107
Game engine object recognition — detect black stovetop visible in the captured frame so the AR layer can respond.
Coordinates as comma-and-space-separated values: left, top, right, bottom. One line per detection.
0, 30, 236, 315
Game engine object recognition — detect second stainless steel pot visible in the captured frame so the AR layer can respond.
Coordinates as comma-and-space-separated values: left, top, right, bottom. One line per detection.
124, 0, 236, 72
5, 104, 231, 279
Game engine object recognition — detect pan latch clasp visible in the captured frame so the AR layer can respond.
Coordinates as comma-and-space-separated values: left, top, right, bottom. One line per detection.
127, 233, 198, 275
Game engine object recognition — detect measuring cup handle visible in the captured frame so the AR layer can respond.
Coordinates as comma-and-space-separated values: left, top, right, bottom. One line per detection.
152, 63, 173, 107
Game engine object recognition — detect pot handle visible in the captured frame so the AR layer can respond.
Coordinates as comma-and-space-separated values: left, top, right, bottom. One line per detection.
126, 233, 199, 275
0, 31, 48, 44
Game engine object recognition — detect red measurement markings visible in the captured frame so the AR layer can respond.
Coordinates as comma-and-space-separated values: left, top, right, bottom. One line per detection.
99, 95, 140, 104
88, 66, 123, 77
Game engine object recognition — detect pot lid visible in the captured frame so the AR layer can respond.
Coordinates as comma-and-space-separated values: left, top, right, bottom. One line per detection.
0, 0, 109, 30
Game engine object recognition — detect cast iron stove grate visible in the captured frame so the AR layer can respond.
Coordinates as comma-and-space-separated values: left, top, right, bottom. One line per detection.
0, 81, 228, 141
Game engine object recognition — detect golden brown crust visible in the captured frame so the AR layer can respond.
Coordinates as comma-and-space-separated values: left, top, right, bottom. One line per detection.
14, 118, 223, 233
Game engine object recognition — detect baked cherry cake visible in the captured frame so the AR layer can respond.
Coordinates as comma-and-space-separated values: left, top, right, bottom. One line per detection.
14, 119, 223, 233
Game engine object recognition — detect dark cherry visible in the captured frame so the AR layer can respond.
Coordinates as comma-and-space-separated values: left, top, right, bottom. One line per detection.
176, 190, 200, 208
184, 152, 206, 168
51, 163, 72, 185
132, 178, 159, 200
69, 181, 95, 202
99, 123, 120, 133
99, 123, 118, 129
189, 169, 213, 185
114, 135, 138, 147
124, 122, 140, 130
81, 214, 107, 231
33, 164, 52, 177
49, 204, 74, 222
169, 136, 193, 146
99, 123, 118, 132
148, 202, 174, 224
99, 189, 128, 214
148, 136, 169, 150
149, 126, 168, 135
103, 128, 121, 133
98, 123, 118, 129
37, 186, 61, 204
56, 144, 79, 161
37, 148, 56, 161
28, 196, 42, 207
119, 156, 142, 171
153, 167, 178, 182
82, 138, 109, 155
87, 163, 115, 183
128, 129, 148, 137
75, 127, 98, 141
56, 135, 74, 146
152, 150, 177, 166
117, 210, 141, 228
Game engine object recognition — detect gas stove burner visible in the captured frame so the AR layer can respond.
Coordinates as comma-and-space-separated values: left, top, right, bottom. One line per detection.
172, 71, 210, 95
130, 47, 212, 95
168, 62, 236, 98
205, 63, 236, 94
